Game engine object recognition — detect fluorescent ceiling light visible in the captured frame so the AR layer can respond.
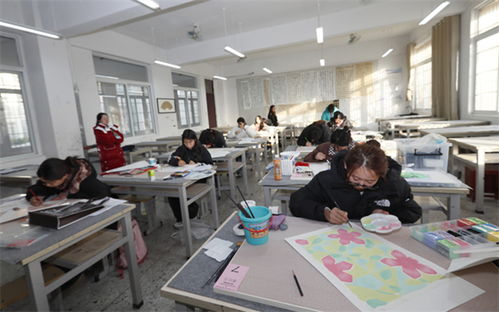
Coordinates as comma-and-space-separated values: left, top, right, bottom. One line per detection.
154, 60, 181, 69
419, 1, 450, 25
316, 27, 324, 44
224, 46, 245, 58
135, 0, 160, 10
213, 75, 228, 81
262, 67, 272, 74
0, 20, 60, 39
96, 74, 119, 80
381, 48, 394, 58
320, 59, 325, 67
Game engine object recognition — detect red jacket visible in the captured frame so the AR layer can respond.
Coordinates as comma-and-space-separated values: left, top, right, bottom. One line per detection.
93, 123, 126, 172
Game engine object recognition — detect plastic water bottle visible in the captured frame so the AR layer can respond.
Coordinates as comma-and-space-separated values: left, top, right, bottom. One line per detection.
274, 157, 282, 181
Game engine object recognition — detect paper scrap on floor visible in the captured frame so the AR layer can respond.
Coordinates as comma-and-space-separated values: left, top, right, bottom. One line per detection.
204, 238, 233, 262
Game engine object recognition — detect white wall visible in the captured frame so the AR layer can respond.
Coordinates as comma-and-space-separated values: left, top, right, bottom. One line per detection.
216, 34, 411, 129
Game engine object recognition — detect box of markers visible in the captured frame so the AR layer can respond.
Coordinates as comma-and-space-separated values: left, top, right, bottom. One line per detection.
410, 217, 499, 259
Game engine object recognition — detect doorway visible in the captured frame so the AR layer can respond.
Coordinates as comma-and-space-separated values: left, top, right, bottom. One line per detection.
205, 79, 217, 128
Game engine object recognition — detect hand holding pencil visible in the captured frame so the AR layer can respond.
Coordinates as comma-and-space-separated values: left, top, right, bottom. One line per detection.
28, 189, 43, 206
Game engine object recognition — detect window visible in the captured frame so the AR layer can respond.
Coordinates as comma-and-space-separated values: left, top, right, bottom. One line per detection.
172, 72, 200, 128
471, 0, 499, 113
409, 40, 432, 112
94, 56, 155, 136
0, 35, 34, 157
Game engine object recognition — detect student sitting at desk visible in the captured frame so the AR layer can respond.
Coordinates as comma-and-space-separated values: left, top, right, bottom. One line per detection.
303, 127, 354, 162
321, 100, 340, 121
290, 144, 421, 224
199, 128, 227, 148
250, 115, 271, 137
168, 129, 213, 228
297, 120, 332, 146
227, 117, 256, 139
26, 157, 111, 206
329, 111, 353, 131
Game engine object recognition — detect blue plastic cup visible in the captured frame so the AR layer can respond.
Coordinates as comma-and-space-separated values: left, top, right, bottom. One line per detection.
238, 206, 272, 245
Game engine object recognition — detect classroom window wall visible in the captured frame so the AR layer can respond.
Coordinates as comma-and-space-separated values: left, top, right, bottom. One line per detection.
174, 88, 201, 128
410, 40, 432, 113
471, 0, 499, 114
94, 55, 155, 136
0, 35, 34, 158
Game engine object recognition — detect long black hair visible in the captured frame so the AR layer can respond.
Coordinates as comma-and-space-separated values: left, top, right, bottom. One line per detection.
96, 112, 108, 126
37, 157, 79, 181
182, 129, 202, 149
268, 105, 276, 116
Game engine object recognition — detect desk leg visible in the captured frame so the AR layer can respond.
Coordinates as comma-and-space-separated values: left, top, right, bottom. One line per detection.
242, 152, 249, 194
228, 157, 236, 200
179, 187, 193, 257
475, 151, 485, 213
122, 213, 144, 309
450, 144, 459, 175
263, 186, 272, 207
25, 260, 50, 311
448, 194, 461, 220
209, 175, 219, 228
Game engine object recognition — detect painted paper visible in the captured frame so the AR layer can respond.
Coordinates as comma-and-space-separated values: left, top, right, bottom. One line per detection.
286, 225, 484, 311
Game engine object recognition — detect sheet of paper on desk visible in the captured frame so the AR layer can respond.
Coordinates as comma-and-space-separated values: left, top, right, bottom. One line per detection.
204, 238, 233, 262
309, 162, 330, 175
89, 198, 127, 216
214, 264, 249, 292
238, 138, 260, 144
103, 161, 149, 174
0, 167, 27, 175
209, 148, 236, 159
0, 198, 84, 224
0, 217, 53, 248
286, 225, 483, 311
402, 169, 463, 187
296, 146, 315, 153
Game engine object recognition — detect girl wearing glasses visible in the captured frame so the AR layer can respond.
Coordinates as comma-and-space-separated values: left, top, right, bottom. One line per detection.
290, 143, 421, 224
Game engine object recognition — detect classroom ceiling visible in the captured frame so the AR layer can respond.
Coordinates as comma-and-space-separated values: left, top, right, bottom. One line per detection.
0, 0, 470, 65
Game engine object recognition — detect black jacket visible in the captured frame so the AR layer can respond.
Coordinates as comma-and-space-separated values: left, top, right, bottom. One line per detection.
26, 159, 110, 200
267, 113, 278, 126
289, 151, 421, 223
168, 144, 213, 166
199, 129, 226, 148
297, 121, 331, 146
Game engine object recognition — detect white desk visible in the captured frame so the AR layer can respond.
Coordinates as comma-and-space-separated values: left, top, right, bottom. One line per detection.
0, 165, 38, 186
210, 148, 249, 199
0, 203, 142, 311
397, 120, 490, 137
420, 125, 499, 138
448, 136, 499, 213
99, 164, 219, 257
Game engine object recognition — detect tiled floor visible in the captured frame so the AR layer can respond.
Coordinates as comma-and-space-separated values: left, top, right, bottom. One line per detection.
1, 167, 498, 311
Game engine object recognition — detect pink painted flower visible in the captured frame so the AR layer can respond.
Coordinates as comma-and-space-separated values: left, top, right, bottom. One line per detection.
295, 239, 309, 245
322, 256, 353, 282
381, 250, 437, 279
328, 229, 365, 245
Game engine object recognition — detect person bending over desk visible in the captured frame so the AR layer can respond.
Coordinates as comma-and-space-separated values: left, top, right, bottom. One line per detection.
26, 157, 111, 206
168, 129, 213, 228
321, 101, 340, 122
290, 144, 421, 224
227, 117, 256, 139
297, 120, 332, 146
304, 127, 355, 162
329, 111, 353, 131
199, 128, 226, 148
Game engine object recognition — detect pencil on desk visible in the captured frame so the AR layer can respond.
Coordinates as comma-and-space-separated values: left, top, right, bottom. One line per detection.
292, 270, 304, 296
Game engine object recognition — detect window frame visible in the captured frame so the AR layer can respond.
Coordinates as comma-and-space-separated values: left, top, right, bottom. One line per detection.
96, 77, 156, 137
410, 39, 432, 114
174, 86, 201, 129
470, 0, 499, 115
0, 32, 39, 160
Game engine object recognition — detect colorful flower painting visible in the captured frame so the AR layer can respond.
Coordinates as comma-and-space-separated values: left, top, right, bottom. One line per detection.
286, 226, 446, 310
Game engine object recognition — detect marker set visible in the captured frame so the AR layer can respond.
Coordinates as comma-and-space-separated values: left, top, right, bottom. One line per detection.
411, 218, 499, 259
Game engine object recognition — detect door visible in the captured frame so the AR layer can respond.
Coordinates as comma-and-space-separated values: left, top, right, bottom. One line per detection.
205, 79, 217, 128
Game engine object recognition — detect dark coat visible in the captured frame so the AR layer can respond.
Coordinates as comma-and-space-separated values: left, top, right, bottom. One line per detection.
267, 113, 279, 126
199, 129, 226, 148
26, 159, 111, 200
168, 144, 213, 166
297, 120, 331, 146
289, 151, 421, 223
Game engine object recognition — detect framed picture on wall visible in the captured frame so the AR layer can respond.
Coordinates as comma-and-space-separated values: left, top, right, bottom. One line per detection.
157, 98, 176, 114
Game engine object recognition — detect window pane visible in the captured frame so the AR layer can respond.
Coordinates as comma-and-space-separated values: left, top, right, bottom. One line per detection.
478, 1, 499, 34
97, 81, 131, 136
413, 62, 432, 110
172, 72, 197, 88
474, 31, 499, 112
0, 72, 33, 157
93, 56, 148, 82
0, 36, 21, 67
128, 85, 154, 135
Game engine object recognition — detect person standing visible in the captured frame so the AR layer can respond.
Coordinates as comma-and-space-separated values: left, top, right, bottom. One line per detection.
93, 112, 126, 172
267, 105, 279, 126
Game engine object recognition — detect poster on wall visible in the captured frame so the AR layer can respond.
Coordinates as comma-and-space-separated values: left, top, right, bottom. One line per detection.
157, 98, 176, 114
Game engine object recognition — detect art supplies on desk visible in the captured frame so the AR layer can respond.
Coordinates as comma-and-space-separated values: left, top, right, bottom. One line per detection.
410, 217, 499, 261
290, 165, 314, 181
286, 224, 483, 311
29, 198, 108, 229
361, 213, 401, 234
0, 198, 85, 224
